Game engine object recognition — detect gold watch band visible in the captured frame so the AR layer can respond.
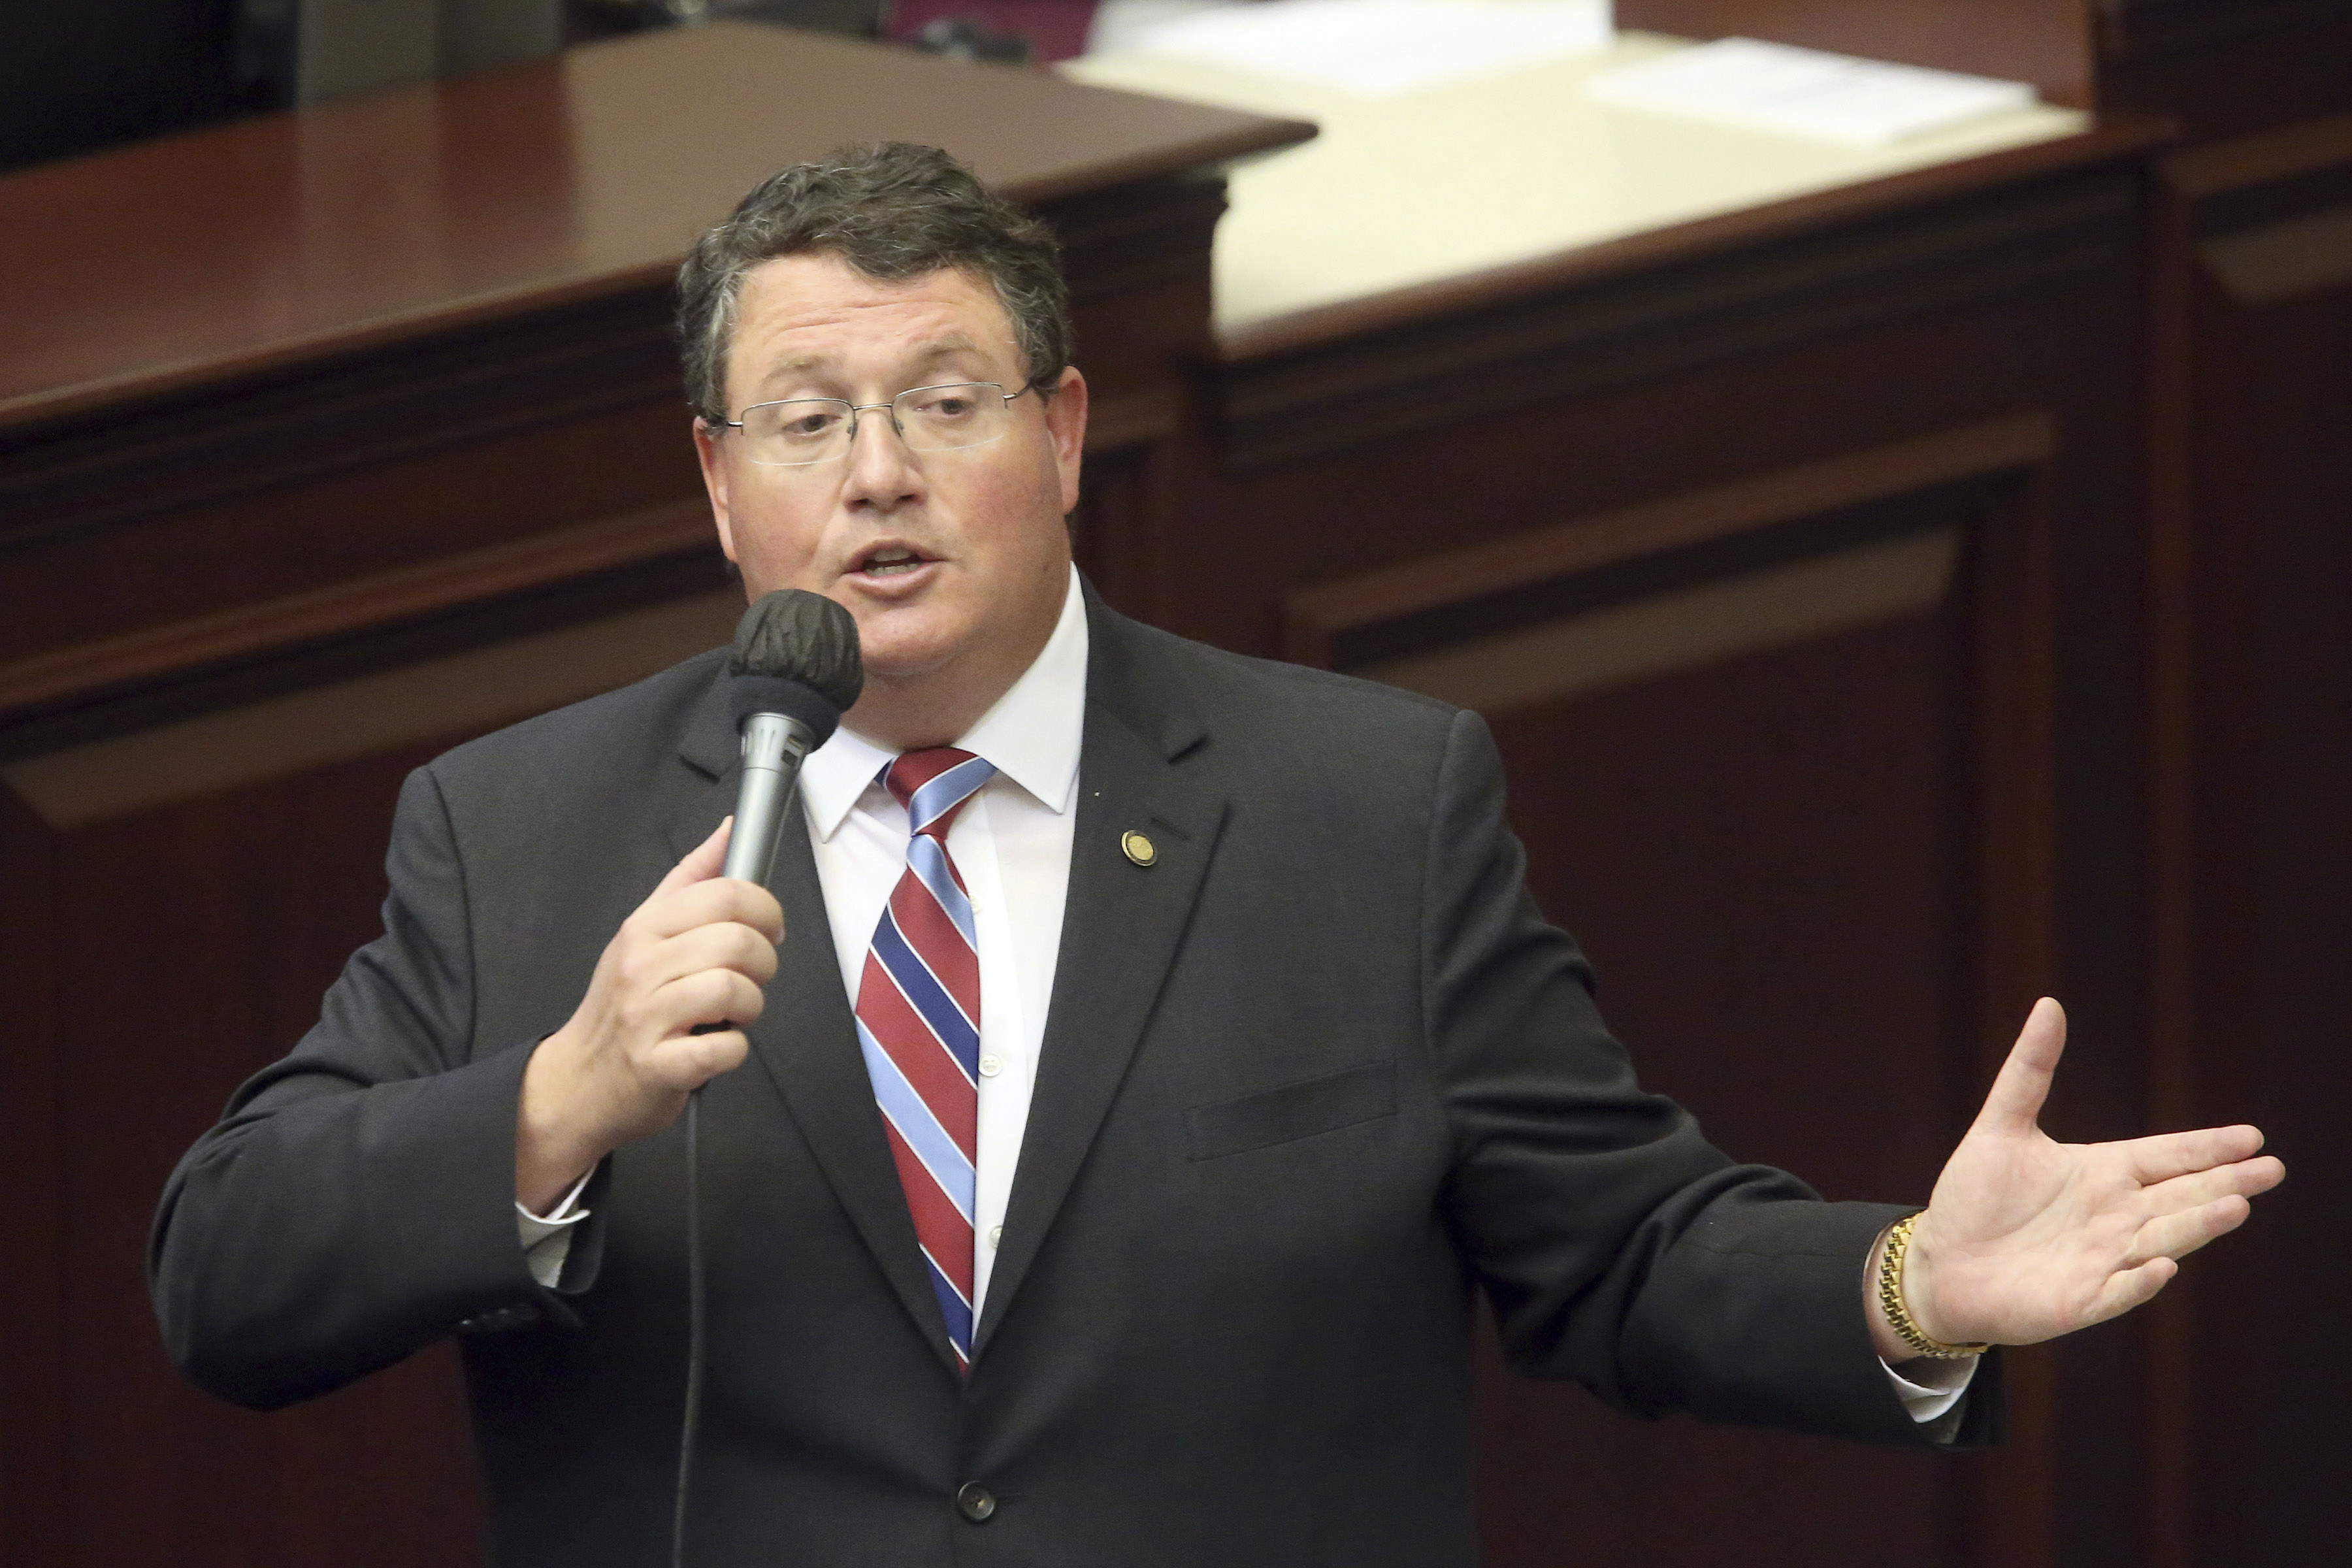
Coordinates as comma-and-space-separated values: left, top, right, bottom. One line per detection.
1878, 1212, 1991, 1360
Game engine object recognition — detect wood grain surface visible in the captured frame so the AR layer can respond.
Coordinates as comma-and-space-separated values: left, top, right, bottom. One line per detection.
0, 21, 1309, 431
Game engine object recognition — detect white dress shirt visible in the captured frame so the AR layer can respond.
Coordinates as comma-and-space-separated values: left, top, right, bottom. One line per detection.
518, 565, 1969, 1419
792, 566, 1086, 1313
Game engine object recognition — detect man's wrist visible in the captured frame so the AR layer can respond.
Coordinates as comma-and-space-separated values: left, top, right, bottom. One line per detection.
1874, 1213, 1990, 1360
518, 1167, 596, 1227
1865, 1225, 1921, 1364
516, 1029, 615, 1213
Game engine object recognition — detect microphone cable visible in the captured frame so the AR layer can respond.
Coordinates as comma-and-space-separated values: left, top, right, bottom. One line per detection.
672, 1087, 707, 1568
672, 585, 861, 1565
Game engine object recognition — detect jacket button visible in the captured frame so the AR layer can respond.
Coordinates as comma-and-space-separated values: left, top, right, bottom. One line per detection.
955, 1482, 997, 1523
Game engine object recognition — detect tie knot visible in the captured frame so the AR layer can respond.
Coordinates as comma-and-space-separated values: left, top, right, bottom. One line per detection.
884, 747, 995, 840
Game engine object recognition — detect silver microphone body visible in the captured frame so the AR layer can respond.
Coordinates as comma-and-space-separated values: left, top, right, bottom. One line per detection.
721, 710, 819, 889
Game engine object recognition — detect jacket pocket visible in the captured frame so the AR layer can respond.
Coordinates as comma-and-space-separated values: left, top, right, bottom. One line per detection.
1184, 1062, 1397, 1162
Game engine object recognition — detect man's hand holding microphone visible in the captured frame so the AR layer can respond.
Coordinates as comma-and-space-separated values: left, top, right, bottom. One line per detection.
514, 589, 864, 1213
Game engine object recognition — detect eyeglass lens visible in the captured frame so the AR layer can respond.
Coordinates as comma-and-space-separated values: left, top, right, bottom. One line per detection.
738, 383, 1013, 466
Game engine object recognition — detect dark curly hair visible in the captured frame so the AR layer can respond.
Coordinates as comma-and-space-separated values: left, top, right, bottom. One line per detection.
676, 142, 1072, 425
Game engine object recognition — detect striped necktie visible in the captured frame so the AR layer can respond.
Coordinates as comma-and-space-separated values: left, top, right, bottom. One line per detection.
854, 747, 996, 1371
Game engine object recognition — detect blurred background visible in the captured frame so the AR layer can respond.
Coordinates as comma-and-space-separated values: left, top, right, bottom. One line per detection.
1, 3, 2345, 1565
0, 0, 1103, 175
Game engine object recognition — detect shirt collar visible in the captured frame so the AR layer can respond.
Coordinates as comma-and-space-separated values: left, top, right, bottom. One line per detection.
798, 565, 1089, 841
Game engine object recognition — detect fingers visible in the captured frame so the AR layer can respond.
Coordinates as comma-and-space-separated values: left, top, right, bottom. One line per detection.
632, 862, 785, 947
608, 964, 762, 1095
600, 931, 773, 1086
2130, 1193, 2255, 1267
1972, 996, 2068, 1136
656, 1026, 751, 1091
561, 823, 782, 1086
2138, 1153, 2285, 1218
644, 819, 786, 937
653, 816, 733, 898
2124, 1123, 2269, 1184
595, 826, 786, 1064
620, 919, 781, 1003
2091, 1256, 2177, 1324
640, 970, 759, 1090
526, 823, 787, 1184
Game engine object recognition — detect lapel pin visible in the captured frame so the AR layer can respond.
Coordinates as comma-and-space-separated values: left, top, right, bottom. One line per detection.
1120, 830, 1158, 867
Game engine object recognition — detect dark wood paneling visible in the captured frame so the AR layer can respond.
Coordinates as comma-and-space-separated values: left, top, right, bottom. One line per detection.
1281, 426, 2068, 1567
0, 787, 67, 1567
0, 499, 711, 726
1051, 174, 1233, 630
2142, 114, 2352, 1568
1220, 129, 2155, 1567
1473, 611, 1975, 1568
1281, 416, 2053, 668
2100, 0, 2352, 139
1614, 0, 2097, 107
0, 583, 751, 1568
2118, 12, 2352, 1556
52, 742, 488, 1567
0, 395, 704, 698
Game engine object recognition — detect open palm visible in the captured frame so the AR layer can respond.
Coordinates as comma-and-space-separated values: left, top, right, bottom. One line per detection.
1904, 998, 2284, 1348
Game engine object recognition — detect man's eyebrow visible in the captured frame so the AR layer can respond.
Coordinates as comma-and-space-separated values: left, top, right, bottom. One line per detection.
753, 337, 990, 385
910, 335, 987, 362
752, 353, 830, 383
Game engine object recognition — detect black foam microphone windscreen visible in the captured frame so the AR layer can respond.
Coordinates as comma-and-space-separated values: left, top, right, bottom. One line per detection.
719, 589, 863, 888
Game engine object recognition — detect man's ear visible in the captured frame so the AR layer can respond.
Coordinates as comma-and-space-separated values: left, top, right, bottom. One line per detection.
693, 418, 741, 564
1046, 367, 1088, 518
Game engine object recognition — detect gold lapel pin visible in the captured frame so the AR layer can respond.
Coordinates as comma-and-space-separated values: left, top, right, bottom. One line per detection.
1120, 830, 1158, 867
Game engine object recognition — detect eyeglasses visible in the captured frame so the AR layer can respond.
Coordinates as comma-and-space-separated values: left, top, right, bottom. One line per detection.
720, 380, 1043, 468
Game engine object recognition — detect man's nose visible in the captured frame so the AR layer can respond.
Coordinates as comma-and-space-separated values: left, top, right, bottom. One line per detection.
841, 404, 921, 508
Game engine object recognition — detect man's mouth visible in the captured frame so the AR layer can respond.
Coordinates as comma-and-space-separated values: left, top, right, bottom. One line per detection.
853, 545, 933, 578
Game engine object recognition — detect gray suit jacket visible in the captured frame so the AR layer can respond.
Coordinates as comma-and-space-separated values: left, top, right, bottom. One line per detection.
153, 591, 1993, 1567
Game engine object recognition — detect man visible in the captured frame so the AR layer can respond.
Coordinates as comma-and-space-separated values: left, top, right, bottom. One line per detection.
153, 144, 2282, 1567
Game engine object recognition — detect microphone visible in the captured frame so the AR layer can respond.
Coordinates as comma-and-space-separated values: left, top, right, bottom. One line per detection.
678, 588, 860, 1568
717, 589, 863, 888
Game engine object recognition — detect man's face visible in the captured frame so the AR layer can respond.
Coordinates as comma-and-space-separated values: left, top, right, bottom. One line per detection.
694, 253, 1086, 702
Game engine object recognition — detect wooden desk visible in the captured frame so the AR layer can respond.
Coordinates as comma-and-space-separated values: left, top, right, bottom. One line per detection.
1070, 32, 2091, 335
0, 27, 1305, 1567
0, 23, 1306, 755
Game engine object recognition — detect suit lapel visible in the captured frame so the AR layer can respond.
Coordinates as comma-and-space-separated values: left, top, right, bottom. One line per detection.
975, 605, 1225, 1352
665, 680, 960, 1373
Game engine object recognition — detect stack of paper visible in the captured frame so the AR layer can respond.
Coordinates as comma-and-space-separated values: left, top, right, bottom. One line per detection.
1586, 37, 2038, 146
1099, 0, 1614, 97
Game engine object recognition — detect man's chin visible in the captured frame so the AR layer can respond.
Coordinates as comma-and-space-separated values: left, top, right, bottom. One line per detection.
849, 619, 968, 686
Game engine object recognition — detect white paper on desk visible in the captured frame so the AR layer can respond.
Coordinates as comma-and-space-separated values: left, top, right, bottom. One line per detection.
1586, 37, 2037, 146
1107, 0, 1614, 97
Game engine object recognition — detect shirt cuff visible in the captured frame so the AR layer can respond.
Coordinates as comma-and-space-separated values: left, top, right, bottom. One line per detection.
515, 1170, 594, 1290
1881, 1352, 1976, 1424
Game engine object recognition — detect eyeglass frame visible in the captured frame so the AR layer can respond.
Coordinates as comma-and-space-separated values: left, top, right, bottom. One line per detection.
713, 378, 1052, 468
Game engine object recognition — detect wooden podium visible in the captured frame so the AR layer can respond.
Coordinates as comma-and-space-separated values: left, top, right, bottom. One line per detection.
0, 26, 1304, 1567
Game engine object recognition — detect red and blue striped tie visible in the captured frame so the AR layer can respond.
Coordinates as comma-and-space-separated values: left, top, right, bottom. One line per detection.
855, 747, 996, 1371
